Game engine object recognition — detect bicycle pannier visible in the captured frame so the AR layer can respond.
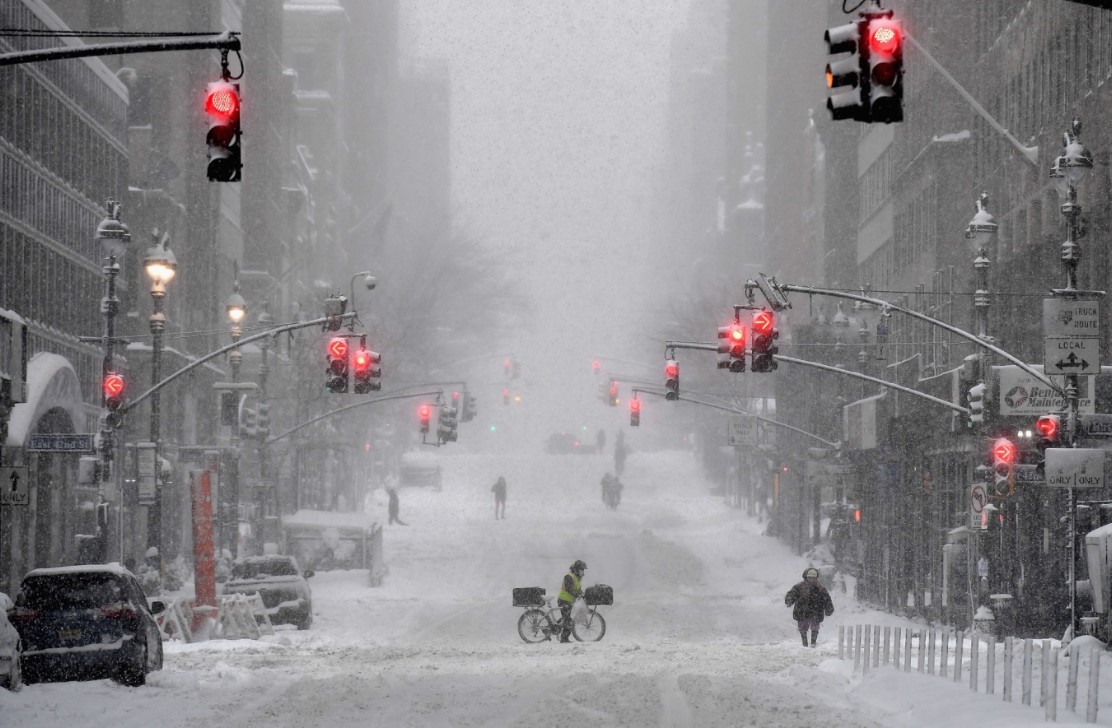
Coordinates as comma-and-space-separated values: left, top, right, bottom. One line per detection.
512, 586, 546, 607
584, 584, 613, 606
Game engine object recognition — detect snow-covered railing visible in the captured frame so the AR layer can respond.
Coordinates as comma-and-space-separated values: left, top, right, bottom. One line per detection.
155, 596, 195, 643
838, 624, 1102, 723
217, 593, 274, 639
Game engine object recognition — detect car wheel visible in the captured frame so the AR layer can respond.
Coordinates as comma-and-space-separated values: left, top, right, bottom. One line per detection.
114, 641, 147, 687
296, 609, 313, 630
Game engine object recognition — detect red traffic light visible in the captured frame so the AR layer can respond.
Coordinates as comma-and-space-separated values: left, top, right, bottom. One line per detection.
1035, 415, 1060, 440
992, 437, 1016, 464
592, 359, 601, 372
665, 361, 679, 378
630, 398, 641, 413
418, 404, 431, 422
103, 373, 125, 398
868, 22, 900, 54
853, 508, 861, 523
752, 310, 774, 334
730, 326, 744, 342
328, 338, 349, 360
353, 348, 371, 372
205, 82, 240, 121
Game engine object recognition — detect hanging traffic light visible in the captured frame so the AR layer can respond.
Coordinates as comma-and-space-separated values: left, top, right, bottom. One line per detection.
103, 372, 125, 411
256, 402, 270, 438
717, 323, 746, 373
503, 387, 511, 406
824, 20, 866, 121
503, 358, 512, 379
326, 337, 349, 393
438, 404, 458, 443
204, 80, 242, 181
968, 382, 986, 428
664, 360, 680, 401
991, 437, 1016, 497
630, 397, 641, 427
865, 15, 903, 123
463, 391, 478, 421
609, 379, 619, 406
1035, 414, 1061, 471
750, 310, 779, 373
352, 346, 381, 394
418, 403, 432, 434
512, 360, 521, 379
591, 359, 601, 373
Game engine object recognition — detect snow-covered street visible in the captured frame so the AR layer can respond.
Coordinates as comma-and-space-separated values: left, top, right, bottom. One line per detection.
0, 448, 1101, 726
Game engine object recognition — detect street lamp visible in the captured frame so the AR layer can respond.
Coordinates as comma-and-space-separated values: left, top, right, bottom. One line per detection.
226, 283, 247, 382
831, 303, 850, 367
964, 193, 997, 346
143, 229, 175, 580
254, 302, 273, 554
95, 199, 130, 562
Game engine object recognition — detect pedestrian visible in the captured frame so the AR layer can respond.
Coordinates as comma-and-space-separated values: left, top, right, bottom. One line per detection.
556, 560, 588, 643
596, 428, 606, 454
785, 567, 834, 647
492, 475, 507, 519
387, 487, 408, 526
613, 430, 628, 477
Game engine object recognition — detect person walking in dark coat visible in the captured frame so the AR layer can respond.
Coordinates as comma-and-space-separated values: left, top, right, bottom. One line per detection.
492, 476, 507, 519
785, 567, 834, 646
387, 487, 408, 526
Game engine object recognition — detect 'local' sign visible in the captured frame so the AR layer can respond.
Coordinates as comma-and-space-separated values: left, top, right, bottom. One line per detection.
1045, 448, 1105, 489
1043, 298, 1100, 375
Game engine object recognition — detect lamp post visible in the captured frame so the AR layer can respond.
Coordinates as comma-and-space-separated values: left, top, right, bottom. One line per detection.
854, 291, 881, 396
831, 303, 850, 368
1052, 118, 1093, 639
94, 199, 130, 562
226, 283, 247, 382
254, 303, 272, 554
143, 230, 175, 579
222, 282, 246, 558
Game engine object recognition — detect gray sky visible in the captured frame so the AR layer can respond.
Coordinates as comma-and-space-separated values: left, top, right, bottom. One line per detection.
403, 1, 692, 439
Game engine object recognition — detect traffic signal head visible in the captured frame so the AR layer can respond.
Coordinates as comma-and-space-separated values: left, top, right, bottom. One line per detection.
609, 380, 619, 406
438, 405, 458, 443
750, 310, 779, 373
865, 17, 903, 123
103, 373, 125, 410
352, 347, 382, 394
592, 359, 601, 373
326, 337, 349, 393
418, 403, 432, 434
461, 390, 478, 421
1035, 414, 1061, 469
504, 358, 512, 378
204, 80, 242, 182
664, 359, 680, 401
256, 402, 270, 438
717, 323, 746, 373
503, 387, 511, 406
967, 382, 986, 428
824, 21, 866, 121
630, 397, 641, 427
992, 437, 1016, 496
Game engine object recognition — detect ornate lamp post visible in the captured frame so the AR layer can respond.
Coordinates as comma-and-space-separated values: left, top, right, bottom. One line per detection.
964, 193, 998, 346
226, 284, 247, 382
254, 303, 273, 553
143, 230, 176, 579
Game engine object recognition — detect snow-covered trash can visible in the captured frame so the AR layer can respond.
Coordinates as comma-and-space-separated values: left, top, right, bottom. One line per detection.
973, 604, 996, 639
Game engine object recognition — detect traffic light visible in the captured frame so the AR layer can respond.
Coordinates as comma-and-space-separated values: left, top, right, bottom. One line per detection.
503, 387, 511, 406
865, 15, 903, 124
591, 359, 601, 374
504, 358, 512, 378
1035, 414, 1061, 471
512, 360, 521, 379
352, 346, 382, 394
967, 382, 986, 428
608, 379, 619, 406
418, 403, 431, 434
664, 360, 680, 401
256, 402, 270, 438
991, 437, 1016, 497
717, 323, 746, 373
204, 80, 242, 182
103, 373, 125, 417
824, 20, 866, 121
438, 404, 458, 443
461, 390, 478, 422
750, 310, 779, 373
325, 337, 349, 393
630, 397, 641, 427
240, 406, 258, 438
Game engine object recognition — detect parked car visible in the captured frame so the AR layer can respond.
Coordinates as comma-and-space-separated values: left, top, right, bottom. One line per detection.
546, 432, 594, 454
0, 592, 22, 691
8, 564, 164, 686
222, 555, 314, 630
398, 450, 442, 489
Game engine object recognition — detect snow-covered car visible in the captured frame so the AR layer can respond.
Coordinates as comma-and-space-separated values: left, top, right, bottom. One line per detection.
222, 555, 314, 630
398, 450, 442, 489
8, 564, 164, 686
546, 432, 593, 454
0, 592, 22, 691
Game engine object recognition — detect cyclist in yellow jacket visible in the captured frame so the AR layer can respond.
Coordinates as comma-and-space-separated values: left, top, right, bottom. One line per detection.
557, 560, 587, 642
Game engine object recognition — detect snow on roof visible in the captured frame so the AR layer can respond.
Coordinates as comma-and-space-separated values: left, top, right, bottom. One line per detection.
283, 509, 375, 532
24, 562, 132, 578
931, 130, 971, 144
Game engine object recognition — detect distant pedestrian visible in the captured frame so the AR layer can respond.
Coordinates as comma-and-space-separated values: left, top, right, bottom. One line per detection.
387, 487, 408, 526
613, 431, 628, 477
785, 567, 834, 647
596, 429, 606, 454
492, 476, 507, 519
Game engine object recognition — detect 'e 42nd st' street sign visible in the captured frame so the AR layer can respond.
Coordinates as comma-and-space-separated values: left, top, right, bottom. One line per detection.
1043, 298, 1100, 375
26, 433, 95, 452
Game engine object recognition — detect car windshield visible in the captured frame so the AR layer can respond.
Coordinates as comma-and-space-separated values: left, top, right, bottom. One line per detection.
20, 573, 125, 610
231, 559, 298, 579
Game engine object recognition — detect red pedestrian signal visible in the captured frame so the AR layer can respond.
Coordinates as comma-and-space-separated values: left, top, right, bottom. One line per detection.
204, 80, 242, 181
103, 373, 125, 410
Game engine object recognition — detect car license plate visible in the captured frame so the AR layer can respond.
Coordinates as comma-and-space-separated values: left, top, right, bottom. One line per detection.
59, 628, 81, 641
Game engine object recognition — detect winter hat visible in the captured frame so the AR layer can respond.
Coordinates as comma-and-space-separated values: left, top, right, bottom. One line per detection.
803, 567, 819, 579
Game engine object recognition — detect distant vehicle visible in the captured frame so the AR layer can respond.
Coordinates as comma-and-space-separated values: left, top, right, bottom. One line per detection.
546, 432, 594, 454
8, 564, 164, 686
399, 450, 443, 489
222, 555, 314, 630
0, 592, 22, 691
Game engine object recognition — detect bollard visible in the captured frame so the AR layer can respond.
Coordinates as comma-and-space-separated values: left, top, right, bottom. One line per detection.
969, 632, 979, 691
954, 631, 964, 683
986, 635, 995, 695
1087, 645, 1100, 723
862, 625, 872, 674
1022, 638, 1033, 706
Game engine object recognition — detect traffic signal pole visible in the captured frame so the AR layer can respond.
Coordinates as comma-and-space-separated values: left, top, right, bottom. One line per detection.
0, 32, 241, 67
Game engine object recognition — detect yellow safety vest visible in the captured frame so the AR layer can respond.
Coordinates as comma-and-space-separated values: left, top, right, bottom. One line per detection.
558, 572, 580, 603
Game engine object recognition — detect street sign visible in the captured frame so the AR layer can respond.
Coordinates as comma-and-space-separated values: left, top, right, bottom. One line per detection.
0, 466, 29, 505
26, 433, 95, 452
137, 442, 156, 505
1044, 298, 1100, 375
970, 483, 987, 514
1044, 337, 1099, 376
1045, 448, 1105, 489
1081, 414, 1112, 438
727, 417, 754, 446
1012, 463, 1043, 485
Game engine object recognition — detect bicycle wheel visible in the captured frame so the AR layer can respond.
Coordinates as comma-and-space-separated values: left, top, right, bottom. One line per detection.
572, 608, 606, 642
517, 609, 553, 644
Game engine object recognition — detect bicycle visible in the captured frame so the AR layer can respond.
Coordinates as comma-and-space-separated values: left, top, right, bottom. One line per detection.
513, 586, 609, 643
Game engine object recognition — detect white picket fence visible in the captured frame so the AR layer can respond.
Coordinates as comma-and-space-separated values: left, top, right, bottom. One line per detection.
839, 624, 1103, 723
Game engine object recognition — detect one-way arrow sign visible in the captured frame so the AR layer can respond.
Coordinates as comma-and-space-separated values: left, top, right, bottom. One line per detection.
0, 466, 29, 506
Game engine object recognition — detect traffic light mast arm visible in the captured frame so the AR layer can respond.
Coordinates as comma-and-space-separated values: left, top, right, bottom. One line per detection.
266, 390, 444, 445
0, 32, 241, 67
664, 341, 718, 353
120, 312, 356, 415
775, 354, 968, 414
766, 283, 1063, 395
902, 32, 1037, 166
